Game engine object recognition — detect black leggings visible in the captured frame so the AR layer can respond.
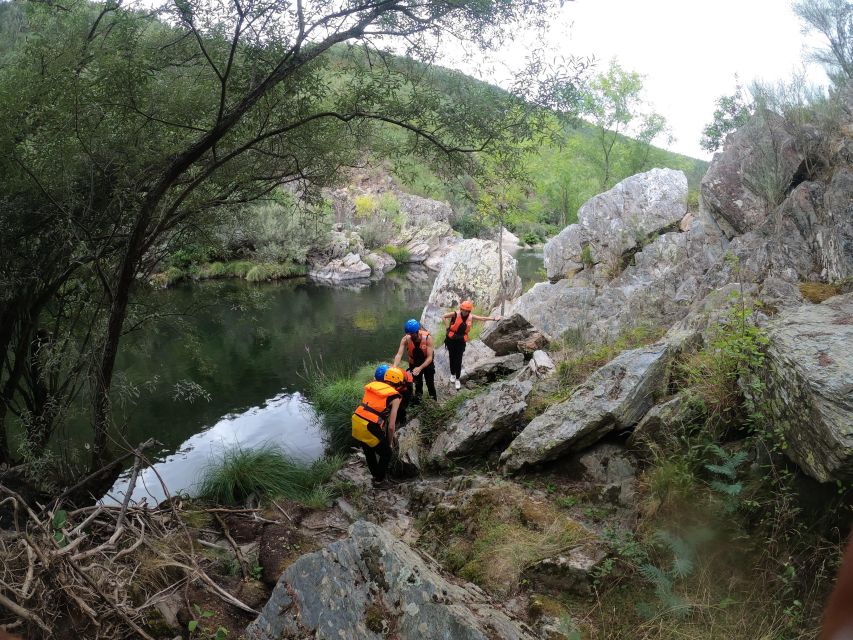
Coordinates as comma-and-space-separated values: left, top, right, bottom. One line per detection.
360, 421, 391, 482
411, 365, 437, 400
446, 339, 466, 379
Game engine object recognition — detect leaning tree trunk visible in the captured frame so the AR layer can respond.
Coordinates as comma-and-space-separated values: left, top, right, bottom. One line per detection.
497, 205, 506, 316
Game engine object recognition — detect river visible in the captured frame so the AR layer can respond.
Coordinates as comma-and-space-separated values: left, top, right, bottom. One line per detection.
107, 250, 544, 504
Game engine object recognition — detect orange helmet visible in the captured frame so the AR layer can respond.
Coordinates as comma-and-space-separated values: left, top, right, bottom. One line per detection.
383, 367, 405, 385
460, 300, 474, 312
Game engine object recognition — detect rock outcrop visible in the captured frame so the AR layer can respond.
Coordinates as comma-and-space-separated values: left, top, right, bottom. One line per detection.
756, 293, 853, 482
501, 342, 673, 473
420, 239, 522, 334
309, 252, 373, 282
544, 168, 688, 281
245, 520, 537, 640
427, 377, 534, 465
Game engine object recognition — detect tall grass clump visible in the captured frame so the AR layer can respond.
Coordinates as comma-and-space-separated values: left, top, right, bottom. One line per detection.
382, 244, 410, 262
303, 358, 379, 454
245, 261, 307, 283
197, 445, 344, 507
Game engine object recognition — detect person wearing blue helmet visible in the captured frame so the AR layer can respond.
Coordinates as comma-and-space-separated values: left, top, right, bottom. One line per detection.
374, 364, 389, 382
393, 318, 436, 401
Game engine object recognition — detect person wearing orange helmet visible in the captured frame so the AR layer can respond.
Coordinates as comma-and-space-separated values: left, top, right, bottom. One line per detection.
351, 366, 407, 487
441, 300, 501, 390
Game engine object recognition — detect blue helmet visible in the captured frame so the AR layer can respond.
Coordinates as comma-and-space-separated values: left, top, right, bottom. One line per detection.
374, 364, 389, 382
404, 319, 420, 335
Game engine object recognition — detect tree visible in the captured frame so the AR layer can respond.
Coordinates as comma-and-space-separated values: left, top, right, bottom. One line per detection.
0, 0, 562, 474
700, 81, 753, 153
579, 60, 669, 189
794, 0, 853, 85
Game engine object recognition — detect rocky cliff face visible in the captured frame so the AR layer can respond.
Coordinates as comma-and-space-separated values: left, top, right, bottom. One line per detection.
480, 86, 853, 483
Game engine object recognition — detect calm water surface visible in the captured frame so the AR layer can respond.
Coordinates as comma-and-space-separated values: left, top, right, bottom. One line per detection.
107, 268, 435, 504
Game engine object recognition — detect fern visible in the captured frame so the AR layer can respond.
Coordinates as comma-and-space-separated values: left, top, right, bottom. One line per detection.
653, 530, 696, 579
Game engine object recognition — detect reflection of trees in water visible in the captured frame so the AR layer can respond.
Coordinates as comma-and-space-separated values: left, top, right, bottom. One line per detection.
112, 271, 435, 452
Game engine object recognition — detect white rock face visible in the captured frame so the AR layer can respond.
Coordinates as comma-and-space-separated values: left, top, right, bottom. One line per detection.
308, 252, 372, 282
544, 168, 688, 281
420, 239, 522, 335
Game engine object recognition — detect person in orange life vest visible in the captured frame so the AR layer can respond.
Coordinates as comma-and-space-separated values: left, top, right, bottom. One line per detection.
441, 300, 501, 391
351, 366, 406, 487
393, 319, 436, 401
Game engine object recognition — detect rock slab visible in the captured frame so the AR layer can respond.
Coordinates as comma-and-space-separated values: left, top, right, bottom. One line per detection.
428, 377, 534, 465
757, 293, 853, 482
501, 342, 672, 473
245, 520, 537, 640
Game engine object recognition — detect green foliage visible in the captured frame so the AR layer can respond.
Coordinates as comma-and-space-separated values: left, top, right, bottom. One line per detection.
580, 244, 594, 268
704, 444, 748, 513
677, 289, 769, 423
354, 194, 376, 220
579, 60, 671, 189
793, 0, 853, 85
700, 82, 752, 153
382, 245, 411, 263
197, 445, 343, 507
244, 262, 307, 283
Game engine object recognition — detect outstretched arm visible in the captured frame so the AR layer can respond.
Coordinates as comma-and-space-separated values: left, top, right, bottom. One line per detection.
392, 336, 406, 368
471, 314, 501, 321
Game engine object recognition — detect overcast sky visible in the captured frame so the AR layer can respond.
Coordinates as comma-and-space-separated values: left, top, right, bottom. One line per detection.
442, 0, 830, 160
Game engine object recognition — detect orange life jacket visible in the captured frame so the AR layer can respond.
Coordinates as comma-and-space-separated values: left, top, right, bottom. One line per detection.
405, 329, 431, 361
447, 311, 473, 342
354, 381, 400, 426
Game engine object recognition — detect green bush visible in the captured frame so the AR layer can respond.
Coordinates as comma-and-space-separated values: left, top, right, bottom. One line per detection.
201, 262, 227, 278
354, 194, 376, 220
245, 262, 307, 283
383, 245, 411, 263
197, 445, 344, 507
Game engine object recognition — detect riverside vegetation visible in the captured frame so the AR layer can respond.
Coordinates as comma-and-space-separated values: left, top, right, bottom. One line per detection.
1, 0, 851, 637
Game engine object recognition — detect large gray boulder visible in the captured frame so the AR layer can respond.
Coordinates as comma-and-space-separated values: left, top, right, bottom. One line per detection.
365, 251, 396, 276
756, 294, 853, 482
501, 342, 673, 473
427, 377, 534, 465
398, 193, 453, 225
700, 111, 805, 239
544, 168, 688, 281
395, 221, 461, 267
420, 239, 522, 334
245, 520, 537, 640
309, 252, 372, 282
481, 280, 597, 354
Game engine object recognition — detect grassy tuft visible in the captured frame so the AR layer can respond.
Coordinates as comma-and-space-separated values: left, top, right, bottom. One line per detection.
555, 325, 665, 389
383, 244, 411, 262
150, 266, 186, 288
420, 482, 592, 595
412, 392, 475, 446
798, 281, 840, 303
245, 261, 307, 283
225, 260, 255, 278
197, 445, 344, 506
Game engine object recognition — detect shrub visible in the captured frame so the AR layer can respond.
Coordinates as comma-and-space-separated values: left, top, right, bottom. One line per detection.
201, 262, 227, 279
353, 194, 376, 220
580, 244, 594, 268
245, 262, 307, 283
383, 245, 410, 263
150, 266, 186, 288
360, 218, 394, 250
224, 260, 255, 278
197, 445, 344, 506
